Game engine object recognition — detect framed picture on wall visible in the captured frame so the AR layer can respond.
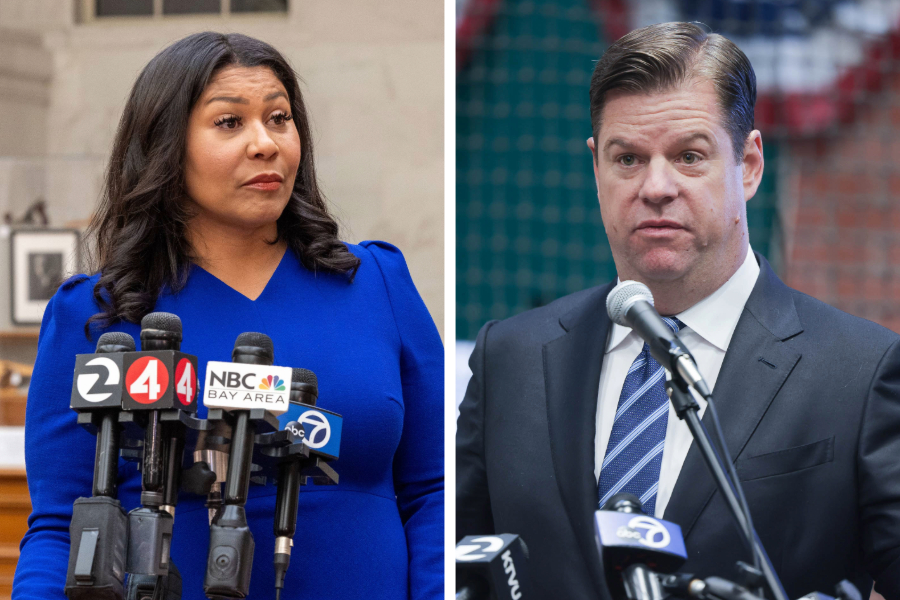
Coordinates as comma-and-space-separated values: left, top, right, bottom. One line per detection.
10, 229, 80, 326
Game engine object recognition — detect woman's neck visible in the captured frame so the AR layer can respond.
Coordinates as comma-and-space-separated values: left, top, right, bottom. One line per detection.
188, 218, 287, 300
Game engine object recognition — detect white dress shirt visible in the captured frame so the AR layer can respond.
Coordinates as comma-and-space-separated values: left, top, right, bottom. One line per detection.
594, 248, 760, 518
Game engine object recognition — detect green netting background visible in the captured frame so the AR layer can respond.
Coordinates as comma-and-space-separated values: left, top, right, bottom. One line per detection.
456, 0, 781, 340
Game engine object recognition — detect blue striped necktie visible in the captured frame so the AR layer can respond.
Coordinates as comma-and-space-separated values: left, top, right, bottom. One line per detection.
597, 317, 685, 515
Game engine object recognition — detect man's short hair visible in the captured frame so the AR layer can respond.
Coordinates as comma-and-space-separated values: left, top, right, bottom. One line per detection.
589, 22, 756, 162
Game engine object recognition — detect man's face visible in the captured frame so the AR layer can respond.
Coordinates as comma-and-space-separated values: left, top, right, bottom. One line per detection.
589, 78, 763, 287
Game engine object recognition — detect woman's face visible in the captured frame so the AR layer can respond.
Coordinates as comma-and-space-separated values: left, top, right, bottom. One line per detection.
184, 65, 302, 232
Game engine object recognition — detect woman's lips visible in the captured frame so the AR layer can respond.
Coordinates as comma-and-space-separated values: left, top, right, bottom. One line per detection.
244, 181, 282, 191
242, 173, 284, 190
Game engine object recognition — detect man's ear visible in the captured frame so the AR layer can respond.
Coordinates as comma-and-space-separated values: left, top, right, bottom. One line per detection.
742, 130, 764, 202
588, 136, 601, 196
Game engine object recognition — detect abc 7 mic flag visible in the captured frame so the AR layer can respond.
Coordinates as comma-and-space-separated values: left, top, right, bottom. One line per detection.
280, 405, 343, 461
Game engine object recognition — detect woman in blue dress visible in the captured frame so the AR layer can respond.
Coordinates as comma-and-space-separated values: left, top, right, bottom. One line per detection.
12, 32, 443, 600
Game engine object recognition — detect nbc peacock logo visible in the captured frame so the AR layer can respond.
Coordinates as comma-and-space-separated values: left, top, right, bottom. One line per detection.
259, 375, 286, 391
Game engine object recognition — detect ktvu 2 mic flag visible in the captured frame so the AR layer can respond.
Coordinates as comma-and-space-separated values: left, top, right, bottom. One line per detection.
204, 361, 293, 415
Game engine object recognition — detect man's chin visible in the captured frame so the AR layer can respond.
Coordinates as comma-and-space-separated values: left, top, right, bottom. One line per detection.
628, 251, 693, 283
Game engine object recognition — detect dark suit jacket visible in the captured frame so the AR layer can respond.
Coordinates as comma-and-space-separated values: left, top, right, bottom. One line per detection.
457, 254, 900, 600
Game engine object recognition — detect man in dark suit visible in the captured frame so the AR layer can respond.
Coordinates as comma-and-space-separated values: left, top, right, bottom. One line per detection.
456, 21, 900, 600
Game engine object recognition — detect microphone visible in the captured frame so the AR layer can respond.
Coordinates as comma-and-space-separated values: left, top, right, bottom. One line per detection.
605, 283, 787, 600
606, 281, 710, 398
70, 331, 135, 497
273, 368, 318, 600
594, 493, 687, 600
203, 332, 287, 599
65, 332, 135, 600
120, 312, 197, 599
455, 534, 532, 599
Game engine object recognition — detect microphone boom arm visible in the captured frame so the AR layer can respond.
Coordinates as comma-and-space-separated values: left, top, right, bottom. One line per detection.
665, 379, 787, 600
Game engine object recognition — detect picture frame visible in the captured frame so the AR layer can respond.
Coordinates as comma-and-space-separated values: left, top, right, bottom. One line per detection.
9, 229, 80, 326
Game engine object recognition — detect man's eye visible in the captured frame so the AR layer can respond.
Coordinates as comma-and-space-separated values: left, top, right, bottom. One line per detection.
682, 152, 699, 164
619, 155, 636, 166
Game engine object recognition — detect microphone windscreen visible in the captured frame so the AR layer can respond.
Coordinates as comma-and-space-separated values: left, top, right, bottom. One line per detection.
140, 312, 183, 335
234, 332, 273, 352
602, 492, 644, 513
232, 332, 275, 364
96, 331, 136, 352
292, 368, 317, 389
606, 280, 654, 327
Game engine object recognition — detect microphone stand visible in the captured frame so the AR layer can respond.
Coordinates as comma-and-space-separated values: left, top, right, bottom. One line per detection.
665, 378, 787, 600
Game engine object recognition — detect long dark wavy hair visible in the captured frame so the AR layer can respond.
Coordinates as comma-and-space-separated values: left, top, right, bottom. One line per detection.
85, 32, 360, 335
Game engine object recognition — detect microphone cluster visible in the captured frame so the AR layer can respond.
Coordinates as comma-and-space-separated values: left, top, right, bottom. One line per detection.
64, 313, 343, 600
593, 494, 862, 600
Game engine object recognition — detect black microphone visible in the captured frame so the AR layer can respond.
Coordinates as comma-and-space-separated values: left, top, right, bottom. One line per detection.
455, 534, 532, 599
65, 332, 135, 600
594, 493, 688, 600
272, 368, 318, 600
120, 313, 197, 600
606, 281, 710, 398
204, 332, 281, 599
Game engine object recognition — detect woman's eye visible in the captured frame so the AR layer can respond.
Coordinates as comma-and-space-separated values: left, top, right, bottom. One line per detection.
271, 112, 293, 126
214, 115, 241, 129
619, 155, 636, 166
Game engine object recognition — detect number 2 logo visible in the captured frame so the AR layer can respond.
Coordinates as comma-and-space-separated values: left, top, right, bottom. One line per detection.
455, 537, 504, 562
126, 356, 170, 404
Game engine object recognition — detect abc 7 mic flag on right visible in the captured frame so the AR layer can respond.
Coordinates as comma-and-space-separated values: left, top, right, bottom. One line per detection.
281, 406, 342, 460
595, 494, 687, 600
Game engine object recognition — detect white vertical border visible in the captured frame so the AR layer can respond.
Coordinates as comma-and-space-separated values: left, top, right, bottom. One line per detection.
444, 0, 457, 594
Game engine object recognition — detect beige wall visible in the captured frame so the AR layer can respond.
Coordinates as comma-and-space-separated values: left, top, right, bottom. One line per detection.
0, 29, 52, 156
0, 0, 444, 336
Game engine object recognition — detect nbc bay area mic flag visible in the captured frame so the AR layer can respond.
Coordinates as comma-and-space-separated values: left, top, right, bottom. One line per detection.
203, 361, 292, 415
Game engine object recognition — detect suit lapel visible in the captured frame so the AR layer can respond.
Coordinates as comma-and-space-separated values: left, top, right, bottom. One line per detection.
663, 255, 803, 537
544, 283, 613, 593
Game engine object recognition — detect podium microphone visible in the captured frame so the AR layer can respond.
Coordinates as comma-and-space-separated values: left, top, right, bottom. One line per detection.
606, 281, 710, 398
271, 368, 318, 599
120, 312, 197, 600
65, 331, 135, 600
594, 493, 688, 600
90, 332, 135, 498
203, 332, 291, 599
455, 534, 532, 599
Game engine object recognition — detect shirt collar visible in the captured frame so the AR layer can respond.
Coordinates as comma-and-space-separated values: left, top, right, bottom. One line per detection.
606, 248, 760, 353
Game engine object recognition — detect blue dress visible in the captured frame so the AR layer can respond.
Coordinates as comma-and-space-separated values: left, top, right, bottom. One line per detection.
12, 241, 444, 600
